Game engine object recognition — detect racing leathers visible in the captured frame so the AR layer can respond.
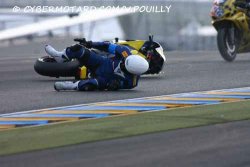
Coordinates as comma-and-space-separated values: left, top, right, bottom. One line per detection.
65, 42, 140, 91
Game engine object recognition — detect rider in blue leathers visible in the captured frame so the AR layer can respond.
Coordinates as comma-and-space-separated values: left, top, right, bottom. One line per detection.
45, 40, 149, 91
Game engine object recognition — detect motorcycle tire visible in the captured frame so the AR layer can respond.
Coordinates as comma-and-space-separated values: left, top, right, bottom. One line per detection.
34, 56, 80, 77
217, 27, 238, 62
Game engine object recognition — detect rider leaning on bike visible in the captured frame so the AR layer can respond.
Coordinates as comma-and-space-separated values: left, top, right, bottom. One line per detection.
235, 0, 250, 12
45, 39, 149, 91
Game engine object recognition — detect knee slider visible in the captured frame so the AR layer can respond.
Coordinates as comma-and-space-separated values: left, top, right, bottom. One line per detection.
68, 44, 83, 52
66, 44, 85, 59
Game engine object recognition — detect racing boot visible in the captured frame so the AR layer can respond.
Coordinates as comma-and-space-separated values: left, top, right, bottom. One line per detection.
45, 45, 69, 63
54, 81, 79, 91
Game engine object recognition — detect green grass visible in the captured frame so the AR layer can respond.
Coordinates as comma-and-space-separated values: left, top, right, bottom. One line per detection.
1, 100, 250, 156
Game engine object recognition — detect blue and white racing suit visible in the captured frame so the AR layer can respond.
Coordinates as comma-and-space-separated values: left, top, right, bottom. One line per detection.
66, 42, 140, 91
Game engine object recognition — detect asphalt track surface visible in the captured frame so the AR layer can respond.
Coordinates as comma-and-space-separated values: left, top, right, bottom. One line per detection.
1, 39, 250, 166
1, 38, 250, 114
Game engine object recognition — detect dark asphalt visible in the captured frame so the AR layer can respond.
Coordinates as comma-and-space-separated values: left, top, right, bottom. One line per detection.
1, 39, 250, 167
1, 120, 250, 167
1, 38, 250, 114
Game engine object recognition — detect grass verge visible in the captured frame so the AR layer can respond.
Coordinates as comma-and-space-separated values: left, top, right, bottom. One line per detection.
1, 100, 250, 156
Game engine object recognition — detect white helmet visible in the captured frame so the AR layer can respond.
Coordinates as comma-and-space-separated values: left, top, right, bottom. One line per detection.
125, 55, 149, 75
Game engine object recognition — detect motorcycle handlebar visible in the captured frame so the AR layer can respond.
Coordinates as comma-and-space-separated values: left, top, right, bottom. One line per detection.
149, 35, 153, 43
74, 38, 86, 44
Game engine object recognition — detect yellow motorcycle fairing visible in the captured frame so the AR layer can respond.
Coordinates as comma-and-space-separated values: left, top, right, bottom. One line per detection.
117, 40, 147, 59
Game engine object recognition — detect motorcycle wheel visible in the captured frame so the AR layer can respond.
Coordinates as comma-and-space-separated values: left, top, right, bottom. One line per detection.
217, 26, 239, 62
34, 56, 80, 77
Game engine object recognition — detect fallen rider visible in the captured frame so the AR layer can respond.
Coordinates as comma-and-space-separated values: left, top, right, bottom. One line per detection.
45, 40, 149, 91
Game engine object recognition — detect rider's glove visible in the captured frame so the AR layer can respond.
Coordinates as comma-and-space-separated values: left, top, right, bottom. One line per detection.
74, 38, 92, 48
83, 41, 92, 49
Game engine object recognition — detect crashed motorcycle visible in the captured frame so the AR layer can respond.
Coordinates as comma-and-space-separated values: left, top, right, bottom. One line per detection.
210, 0, 250, 61
34, 35, 166, 79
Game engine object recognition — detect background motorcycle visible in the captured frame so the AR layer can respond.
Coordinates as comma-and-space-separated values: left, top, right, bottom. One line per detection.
210, 0, 250, 61
34, 35, 166, 79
